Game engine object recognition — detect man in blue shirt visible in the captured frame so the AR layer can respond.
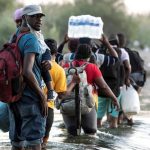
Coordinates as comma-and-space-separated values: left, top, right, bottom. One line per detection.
9, 5, 50, 150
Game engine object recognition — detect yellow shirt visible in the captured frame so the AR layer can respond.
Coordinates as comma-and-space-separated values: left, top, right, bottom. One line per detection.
44, 60, 67, 109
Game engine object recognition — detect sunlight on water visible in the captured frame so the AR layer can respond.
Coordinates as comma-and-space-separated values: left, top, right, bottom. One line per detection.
0, 78, 150, 150
0, 111, 150, 150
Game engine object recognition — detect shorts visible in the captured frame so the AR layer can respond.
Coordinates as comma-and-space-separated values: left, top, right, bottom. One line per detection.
97, 93, 121, 119
8, 96, 46, 147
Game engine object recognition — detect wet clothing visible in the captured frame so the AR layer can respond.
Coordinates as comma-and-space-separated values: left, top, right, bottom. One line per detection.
63, 106, 97, 135
97, 50, 121, 120
8, 32, 46, 147
97, 93, 122, 119
62, 60, 102, 135
9, 96, 45, 147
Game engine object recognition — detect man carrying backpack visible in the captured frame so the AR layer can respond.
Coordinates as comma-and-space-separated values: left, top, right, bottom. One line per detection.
122, 46, 146, 93
96, 34, 122, 128
8, 5, 50, 150
117, 33, 134, 125
117, 33, 146, 125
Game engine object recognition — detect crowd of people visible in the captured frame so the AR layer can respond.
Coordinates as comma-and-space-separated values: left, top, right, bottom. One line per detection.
1, 4, 146, 150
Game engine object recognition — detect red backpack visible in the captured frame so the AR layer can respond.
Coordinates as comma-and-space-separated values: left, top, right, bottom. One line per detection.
0, 33, 27, 103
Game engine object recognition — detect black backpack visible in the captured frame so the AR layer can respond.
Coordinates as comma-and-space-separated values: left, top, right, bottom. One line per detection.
98, 48, 124, 97
125, 47, 144, 73
124, 47, 146, 87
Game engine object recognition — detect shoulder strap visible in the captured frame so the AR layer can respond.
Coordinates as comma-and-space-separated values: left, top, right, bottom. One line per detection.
72, 60, 88, 68
16, 32, 30, 45
81, 62, 88, 68
67, 61, 88, 75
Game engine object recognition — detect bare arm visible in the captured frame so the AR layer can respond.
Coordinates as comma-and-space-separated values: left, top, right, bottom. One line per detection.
57, 34, 69, 53
23, 53, 48, 116
57, 74, 80, 99
57, 82, 76, 100
123, 60, 131, 87
95, 76, 120, 109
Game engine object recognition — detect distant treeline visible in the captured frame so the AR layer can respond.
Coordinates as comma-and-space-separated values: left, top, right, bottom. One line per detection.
0, 0, 150, 47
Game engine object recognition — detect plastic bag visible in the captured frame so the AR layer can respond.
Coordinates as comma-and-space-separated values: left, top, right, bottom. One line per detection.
121, 85, 140, 117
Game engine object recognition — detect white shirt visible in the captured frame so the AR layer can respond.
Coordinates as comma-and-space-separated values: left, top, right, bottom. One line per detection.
120, 48, 130, 63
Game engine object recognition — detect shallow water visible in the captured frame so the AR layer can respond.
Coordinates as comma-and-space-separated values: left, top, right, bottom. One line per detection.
0, 78, 150, 150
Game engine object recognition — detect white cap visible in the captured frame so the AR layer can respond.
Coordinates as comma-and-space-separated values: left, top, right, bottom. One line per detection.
22, 5, 45, 16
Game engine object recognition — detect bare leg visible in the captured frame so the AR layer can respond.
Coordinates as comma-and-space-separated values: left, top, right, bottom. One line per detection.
97, 118, 103, 128
11, 146, 25, 150
118, 113, 124, 124
25, 144, 41, 150
109, 116, 118, 128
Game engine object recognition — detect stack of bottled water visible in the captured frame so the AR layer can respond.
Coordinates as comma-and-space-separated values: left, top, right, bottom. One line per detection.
68, 15, 103, 39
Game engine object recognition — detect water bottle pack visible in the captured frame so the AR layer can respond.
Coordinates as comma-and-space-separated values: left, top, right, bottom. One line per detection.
68, 15, 103, 39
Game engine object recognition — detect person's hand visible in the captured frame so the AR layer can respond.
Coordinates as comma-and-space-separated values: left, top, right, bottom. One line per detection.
99, 34, 109, 45
39, 92, 48, 117
125, 78, 130, 89
71, 74, 80, 84
63, 34, 69, 43
112, 98, 120, 111
41, 60, 51, 70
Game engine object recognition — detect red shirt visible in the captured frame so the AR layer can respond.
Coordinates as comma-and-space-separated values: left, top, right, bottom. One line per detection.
72, 60, 102, 86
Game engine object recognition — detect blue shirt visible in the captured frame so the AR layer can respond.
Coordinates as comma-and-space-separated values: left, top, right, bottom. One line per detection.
18, 32, 42, 101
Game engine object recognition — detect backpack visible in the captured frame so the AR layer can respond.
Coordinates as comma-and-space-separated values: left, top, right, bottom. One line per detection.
98, 48, 123, 97
124, 47, 146, 86
0, 33, 27, 103
60, 62, 95, 116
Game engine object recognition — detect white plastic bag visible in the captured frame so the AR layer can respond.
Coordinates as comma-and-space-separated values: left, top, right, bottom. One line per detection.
121, 85, 140, 117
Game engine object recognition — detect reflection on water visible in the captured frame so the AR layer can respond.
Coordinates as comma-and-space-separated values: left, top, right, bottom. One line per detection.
0, 78, 150, 150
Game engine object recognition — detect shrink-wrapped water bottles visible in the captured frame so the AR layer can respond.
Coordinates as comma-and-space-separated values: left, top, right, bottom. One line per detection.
68, 15, 104, 39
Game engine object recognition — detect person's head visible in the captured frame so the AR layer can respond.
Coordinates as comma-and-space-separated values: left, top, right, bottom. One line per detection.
44, 38, 57, 55
68, 39, 79, 53
13, 8, 23, 28
22, 5, 45, 31
75, 44, 92, 60
117, 33, 126, 47
109, 34, 119, 47
79, 37, 91, 45
79, 37, 92, 51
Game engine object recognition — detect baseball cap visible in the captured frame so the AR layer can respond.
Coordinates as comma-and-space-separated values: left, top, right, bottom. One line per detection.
13, 8, 23, 21
22, 5, 45, 16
